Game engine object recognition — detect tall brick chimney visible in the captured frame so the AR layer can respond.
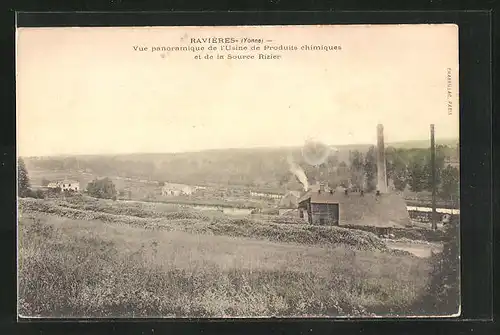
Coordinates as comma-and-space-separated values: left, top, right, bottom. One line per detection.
377, 124, 388, 193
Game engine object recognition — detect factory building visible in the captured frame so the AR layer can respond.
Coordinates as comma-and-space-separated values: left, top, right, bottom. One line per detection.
297, 186, 410, 227
296, 124, 410, 227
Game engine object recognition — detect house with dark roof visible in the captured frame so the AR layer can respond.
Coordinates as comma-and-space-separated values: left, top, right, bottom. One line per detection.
298, 185, 340, 225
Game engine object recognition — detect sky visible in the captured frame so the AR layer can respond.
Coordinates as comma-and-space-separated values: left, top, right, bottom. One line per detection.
16, 25, 459, 157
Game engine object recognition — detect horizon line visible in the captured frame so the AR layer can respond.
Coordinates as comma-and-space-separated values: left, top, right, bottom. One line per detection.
19, 137, 459, 159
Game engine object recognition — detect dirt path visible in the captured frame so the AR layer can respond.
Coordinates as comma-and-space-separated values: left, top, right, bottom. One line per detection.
385, 240, 443, 258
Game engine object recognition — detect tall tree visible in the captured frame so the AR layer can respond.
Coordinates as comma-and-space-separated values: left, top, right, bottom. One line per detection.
440, 165, 460, 202
386, 149, 409, 192
349, 150, 364, 189
408, 158, 426, 192
18, 157, 31, 197
364, 146, 377, 192
392, 164, 409, 192
424, 146, 446, 192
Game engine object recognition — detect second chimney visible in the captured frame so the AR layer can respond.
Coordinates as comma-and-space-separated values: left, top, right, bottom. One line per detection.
377, 124, 388, 193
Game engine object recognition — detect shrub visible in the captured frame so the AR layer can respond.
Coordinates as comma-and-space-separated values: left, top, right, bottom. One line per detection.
86, 178, 117, 200
63, 189, 77, 197
35, 189, 46, 199
50, 187, 61, 194
419, 217, 460, 315
18, 198, 393, 253
24, 189, 46, 199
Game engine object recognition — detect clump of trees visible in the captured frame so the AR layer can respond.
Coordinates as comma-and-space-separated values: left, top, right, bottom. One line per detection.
341, 146, 459, 202
363, 146, 378, 192
86, 178, 117, 200
278, 144, 459, 200
344, 147, 380, 192
386, 148, 409, 192
440, 165, 460, 201
349, 150, 365, 190
22, 144, 459, 202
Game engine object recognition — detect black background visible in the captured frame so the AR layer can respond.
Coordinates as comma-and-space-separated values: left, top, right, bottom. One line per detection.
1, 3, 497, 335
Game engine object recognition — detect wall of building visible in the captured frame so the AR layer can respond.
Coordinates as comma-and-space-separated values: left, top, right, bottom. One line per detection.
310, 203, 339, 225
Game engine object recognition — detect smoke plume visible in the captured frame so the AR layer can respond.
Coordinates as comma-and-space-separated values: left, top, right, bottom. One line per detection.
287, 155, 309, 191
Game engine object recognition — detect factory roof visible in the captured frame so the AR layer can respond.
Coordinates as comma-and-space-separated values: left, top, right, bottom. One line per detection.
298, 190, 347, 204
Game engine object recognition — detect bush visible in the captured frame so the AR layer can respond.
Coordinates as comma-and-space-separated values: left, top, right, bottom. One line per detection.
419, 217, 460, 315
35, 189, 46, 199
86, 178, 117, 200
63, 189, 78, 197
48, 187, 61, 195
18, 198, 394, 253
24, 189, 46, 199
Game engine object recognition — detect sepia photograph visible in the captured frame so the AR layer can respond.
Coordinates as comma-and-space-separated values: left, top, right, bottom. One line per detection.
16, 24, 460, 318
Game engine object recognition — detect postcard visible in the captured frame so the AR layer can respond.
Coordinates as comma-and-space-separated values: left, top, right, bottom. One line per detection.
16, 24, 460, 318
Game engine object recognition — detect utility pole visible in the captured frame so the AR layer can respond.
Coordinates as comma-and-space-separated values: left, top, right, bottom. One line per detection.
430, 124, 437, 230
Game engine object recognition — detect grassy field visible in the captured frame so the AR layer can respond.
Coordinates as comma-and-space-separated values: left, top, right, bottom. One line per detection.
18, 197, 433, 318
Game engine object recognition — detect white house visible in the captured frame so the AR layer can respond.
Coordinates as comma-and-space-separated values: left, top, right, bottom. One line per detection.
161, 183, 194, 196
47, 180, 80, 192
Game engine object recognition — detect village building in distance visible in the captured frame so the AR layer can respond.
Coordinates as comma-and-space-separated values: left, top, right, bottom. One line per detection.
47, 180, 80, 192
249, 191, 283, 200
161, 183, 200, 197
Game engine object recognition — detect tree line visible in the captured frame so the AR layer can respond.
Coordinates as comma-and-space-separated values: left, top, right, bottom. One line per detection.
287, 145, 459, 203
21, 144, 459, 202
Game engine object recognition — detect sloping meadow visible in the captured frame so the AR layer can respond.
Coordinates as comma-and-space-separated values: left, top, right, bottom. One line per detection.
18, 197, 406, 254
18, 207, 430, 318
